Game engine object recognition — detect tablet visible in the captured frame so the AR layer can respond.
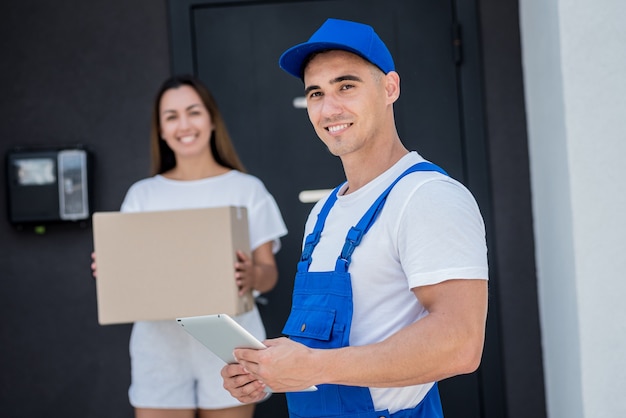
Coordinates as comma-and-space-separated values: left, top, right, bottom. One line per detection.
176, 314, 317, 392
177, 313, 266, 364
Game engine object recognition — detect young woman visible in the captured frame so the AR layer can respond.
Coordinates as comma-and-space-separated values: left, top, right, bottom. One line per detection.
96, 74, 287, 418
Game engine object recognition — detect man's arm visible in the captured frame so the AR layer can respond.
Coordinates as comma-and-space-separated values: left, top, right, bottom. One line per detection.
227, 278, 487, 394
323, 278, 488, 387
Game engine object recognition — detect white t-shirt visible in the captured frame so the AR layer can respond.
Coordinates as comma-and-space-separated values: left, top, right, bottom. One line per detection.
123, 170, 287, 409
121, 170, 286, 253
303, 152, 488, 413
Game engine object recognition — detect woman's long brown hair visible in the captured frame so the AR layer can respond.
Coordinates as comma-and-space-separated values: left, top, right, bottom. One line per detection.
149, 74, 246, 175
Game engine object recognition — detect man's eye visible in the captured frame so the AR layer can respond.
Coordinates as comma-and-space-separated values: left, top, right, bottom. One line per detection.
309, 91, 322, 98
340, 84, 354, 90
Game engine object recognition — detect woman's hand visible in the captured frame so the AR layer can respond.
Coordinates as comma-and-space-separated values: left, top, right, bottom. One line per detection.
234, 250, 255, 296
234, 242, 278, 295
91, 252, 97, 279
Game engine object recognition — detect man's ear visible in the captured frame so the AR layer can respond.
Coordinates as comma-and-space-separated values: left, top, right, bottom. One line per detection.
384, 71, 401, 104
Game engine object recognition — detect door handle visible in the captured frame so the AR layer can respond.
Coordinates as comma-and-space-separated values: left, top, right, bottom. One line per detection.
298, 189, 332, 203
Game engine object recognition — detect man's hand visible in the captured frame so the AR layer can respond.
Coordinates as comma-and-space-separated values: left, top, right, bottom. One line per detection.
232, 337, 321, 393
221, 362, 267, 403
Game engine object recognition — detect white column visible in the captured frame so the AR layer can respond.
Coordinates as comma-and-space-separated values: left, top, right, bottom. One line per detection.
519, 0, 626, 417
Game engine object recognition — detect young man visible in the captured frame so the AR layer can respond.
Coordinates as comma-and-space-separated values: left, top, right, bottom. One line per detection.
221, 18, 489, 418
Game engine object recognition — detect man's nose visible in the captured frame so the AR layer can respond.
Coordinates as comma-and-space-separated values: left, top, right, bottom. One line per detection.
320, 94, 343, 117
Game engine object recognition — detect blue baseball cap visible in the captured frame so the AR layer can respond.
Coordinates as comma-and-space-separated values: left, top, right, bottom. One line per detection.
279, 18, 395, 79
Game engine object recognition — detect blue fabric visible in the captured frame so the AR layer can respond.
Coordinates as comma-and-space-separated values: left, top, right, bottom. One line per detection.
287, 384, 442, 418
284, 162, 447, 418
279, 18, 395, 78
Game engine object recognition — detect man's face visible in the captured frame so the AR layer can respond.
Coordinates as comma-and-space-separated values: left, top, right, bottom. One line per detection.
303, 50, 391, 159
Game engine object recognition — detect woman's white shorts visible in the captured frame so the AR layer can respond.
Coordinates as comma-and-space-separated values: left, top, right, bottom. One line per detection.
128, 308, 266, 409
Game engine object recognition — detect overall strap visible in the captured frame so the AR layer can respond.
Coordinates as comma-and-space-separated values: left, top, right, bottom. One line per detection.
297, 182, 345, 272
335, 162, 448, 272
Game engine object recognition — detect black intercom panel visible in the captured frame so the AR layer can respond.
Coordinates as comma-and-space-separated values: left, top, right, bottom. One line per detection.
5, 147, 93, 225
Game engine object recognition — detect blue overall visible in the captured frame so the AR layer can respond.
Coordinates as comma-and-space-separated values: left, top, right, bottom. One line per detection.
283, 162, 447, 418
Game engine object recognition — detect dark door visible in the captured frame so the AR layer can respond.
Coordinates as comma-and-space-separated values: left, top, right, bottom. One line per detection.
168, 1, 504, 417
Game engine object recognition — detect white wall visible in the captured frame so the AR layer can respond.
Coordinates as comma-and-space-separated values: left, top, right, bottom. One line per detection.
519, 1, 626, 417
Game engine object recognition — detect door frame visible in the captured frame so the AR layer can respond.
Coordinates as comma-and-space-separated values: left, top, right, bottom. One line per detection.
165, 1, 520, 417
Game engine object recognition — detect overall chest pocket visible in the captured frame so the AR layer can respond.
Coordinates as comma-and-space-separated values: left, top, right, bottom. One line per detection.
282, 307, 347, 349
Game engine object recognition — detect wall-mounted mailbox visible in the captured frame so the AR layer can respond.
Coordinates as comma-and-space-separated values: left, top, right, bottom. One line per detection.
5, 147, 92, 225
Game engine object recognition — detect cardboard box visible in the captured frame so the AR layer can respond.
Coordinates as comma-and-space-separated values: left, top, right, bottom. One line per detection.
92, 206, 254, 325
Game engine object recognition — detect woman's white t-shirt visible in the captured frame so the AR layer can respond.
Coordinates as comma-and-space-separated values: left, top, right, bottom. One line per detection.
123, 170, 287, 409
